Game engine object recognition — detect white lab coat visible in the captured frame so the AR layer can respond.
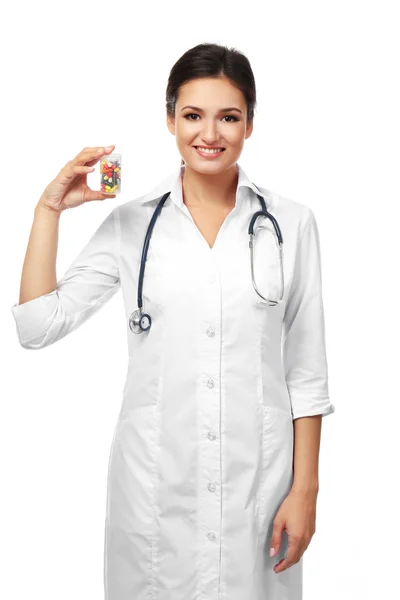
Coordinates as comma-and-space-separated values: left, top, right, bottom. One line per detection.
11, 162, 335, 600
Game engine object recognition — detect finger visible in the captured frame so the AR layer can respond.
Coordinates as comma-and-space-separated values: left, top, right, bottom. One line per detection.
57, 163, 96, 183
73, 145, 116, 168
85, 145, 116, 167
60, 147, 115, 181
270, 520, 284, 558
85, 189, 117, 202
72, 165, 96, 175
73, 145, 114, 163
273, 537, 301, 573
273, 557, 285, 571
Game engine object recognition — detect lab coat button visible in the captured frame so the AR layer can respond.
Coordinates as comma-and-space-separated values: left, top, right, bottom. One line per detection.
207, 482, 216, 492
207, 431, 216, 441
206, 379, 215, 389
206, 327, 215, 337
207, 532, 216, 541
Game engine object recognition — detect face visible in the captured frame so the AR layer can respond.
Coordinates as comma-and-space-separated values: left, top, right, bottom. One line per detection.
166, 76, 253, 173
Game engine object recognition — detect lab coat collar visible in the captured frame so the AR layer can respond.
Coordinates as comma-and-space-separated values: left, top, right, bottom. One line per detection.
136, 162, 270, 210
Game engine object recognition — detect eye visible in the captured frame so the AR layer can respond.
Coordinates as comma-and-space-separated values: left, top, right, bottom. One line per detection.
183, 113, 239, 122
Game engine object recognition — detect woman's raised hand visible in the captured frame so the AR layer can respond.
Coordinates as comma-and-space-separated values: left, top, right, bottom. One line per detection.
38, 145, 117, 213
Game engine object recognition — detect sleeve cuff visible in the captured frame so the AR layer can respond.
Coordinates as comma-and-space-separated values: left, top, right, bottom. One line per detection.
288, 392, 335, 420
10, 290, 59, 346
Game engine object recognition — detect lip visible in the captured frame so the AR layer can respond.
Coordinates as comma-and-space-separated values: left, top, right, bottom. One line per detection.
193, 146, 225, 159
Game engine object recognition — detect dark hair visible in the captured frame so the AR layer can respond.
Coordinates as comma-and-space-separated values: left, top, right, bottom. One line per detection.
166, 42, 257, 125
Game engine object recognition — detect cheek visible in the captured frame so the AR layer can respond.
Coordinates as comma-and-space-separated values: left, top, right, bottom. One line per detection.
224, 125, 246, 146
176, 120, 195, 141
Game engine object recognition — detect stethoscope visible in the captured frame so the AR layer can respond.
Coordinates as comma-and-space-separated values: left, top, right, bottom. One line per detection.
129, 185, 284, 334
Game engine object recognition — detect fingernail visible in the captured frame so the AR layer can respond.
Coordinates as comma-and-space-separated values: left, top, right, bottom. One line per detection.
105, 146, 113, 151
270, 548, 276, 557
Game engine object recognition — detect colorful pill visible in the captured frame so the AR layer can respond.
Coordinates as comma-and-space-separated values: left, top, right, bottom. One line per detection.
100, 153, 122, 194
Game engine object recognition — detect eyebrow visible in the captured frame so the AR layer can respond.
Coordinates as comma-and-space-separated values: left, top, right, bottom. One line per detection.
181, 105, 242, 114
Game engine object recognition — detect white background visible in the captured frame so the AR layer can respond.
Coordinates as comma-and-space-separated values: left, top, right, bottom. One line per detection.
2, 1, 399, 598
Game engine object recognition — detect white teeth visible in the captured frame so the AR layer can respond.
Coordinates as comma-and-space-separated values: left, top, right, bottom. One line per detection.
196, 147, 224, 153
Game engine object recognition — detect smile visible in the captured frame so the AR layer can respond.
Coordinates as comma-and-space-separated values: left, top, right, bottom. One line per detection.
194, 146, 225, 158
194, 146, 225, 153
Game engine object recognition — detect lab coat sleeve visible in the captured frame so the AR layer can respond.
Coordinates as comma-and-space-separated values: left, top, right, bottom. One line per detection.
10, 206, 121, 350
282, 207, 335, 420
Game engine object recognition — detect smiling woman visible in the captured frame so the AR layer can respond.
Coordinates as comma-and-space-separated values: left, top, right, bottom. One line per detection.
10, 41, 334, 600
166, 61, 254, 205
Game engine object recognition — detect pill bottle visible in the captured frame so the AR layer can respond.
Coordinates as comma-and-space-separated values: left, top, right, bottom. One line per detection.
100, 153, 122, 194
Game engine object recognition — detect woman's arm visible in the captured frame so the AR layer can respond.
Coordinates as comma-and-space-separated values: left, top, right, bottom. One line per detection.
281, 207, 334, 420
18, 199, 61, 305
11, 203, 120, 350
292, 415, 322, 493
270, 206, 334, 573
269, 416, 322, 574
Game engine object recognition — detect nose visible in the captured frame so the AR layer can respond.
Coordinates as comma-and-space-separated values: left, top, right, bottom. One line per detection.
200, 119, 221, 144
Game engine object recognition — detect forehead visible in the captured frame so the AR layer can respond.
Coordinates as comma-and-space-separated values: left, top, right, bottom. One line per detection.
177, 77, 246, 107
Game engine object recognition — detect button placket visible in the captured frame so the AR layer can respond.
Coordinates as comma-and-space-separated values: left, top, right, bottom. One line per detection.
198, 262, 222, 592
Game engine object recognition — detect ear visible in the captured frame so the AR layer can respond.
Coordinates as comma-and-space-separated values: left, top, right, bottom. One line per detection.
245, 119, 254, 140
166, 115, 176, 136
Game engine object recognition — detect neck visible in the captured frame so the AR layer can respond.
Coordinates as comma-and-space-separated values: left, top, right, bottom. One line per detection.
181, 164, 238, 209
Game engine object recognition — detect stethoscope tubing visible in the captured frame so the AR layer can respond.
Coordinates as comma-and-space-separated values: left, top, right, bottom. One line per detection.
137, 191, 170, 310
129, 186, 284, 334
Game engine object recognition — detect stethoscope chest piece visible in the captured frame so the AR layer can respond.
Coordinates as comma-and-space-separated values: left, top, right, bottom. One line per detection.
129, 309, 152, 334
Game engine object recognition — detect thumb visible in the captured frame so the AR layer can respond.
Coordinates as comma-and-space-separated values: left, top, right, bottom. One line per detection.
270, 518, 284, 557
86, 191, 117, 202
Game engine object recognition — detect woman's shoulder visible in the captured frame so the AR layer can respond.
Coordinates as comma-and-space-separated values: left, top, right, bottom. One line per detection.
259, 184, 314, 230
